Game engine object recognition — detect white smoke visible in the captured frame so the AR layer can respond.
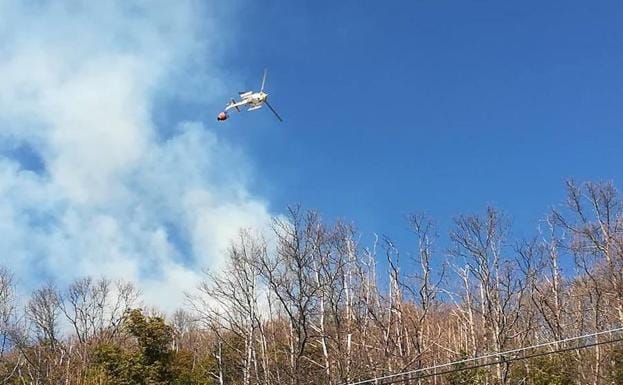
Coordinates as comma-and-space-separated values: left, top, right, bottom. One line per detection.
0, 1, 272, 311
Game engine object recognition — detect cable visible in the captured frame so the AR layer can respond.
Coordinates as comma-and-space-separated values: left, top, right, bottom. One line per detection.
342, 326, 623, 385
373, 335, 623, 384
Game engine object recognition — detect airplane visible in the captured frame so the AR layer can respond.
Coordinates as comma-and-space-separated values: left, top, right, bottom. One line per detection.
217, 69, 283, 122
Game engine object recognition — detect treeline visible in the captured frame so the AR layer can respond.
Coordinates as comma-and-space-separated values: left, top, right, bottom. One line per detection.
1, 181, 623, 384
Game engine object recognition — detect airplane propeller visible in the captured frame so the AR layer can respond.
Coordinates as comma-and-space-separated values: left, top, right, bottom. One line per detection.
265, 100, 283, 122
260, 68, 268, 92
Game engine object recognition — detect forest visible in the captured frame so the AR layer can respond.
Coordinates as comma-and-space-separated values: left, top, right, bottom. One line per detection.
1, 180, 622, 385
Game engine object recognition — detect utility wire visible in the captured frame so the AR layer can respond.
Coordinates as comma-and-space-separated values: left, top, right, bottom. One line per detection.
343, 326, 623, 385
370, 334, 623, 384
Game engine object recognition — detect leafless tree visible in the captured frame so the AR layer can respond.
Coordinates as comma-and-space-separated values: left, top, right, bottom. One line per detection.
449, 208, 529, 384
60, 276, 140, 343
27, 283, 61, 349
551, 181, 623, 384
256, 208, 324, 385
3, 182, 623, 385
0, 267, 16, 357
0, 267, 22, 383
403, 214, 445, 380
191, 229, 267, 385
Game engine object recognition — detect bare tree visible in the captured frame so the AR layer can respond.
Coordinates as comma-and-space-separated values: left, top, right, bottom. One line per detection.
551, 181, 623, 384
449, 208, 529, 384
0, 267, 16, 357
27, 283, 61, 349
404, 214, 445, 380
0, 267, 21, 384
60, 277, 140, 343
3, 182, 623, 385
191, 230, 267, 385
256, 208, 323, 385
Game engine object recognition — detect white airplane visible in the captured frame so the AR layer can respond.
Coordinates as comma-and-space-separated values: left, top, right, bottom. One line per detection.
217, 69, 283, 122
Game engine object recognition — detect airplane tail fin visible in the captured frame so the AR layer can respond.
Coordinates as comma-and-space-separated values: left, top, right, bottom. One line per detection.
230, 99, 241, 112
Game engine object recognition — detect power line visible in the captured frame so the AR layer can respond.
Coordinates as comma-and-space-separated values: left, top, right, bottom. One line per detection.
343, 327, 623, 385
377, 334, 623, 384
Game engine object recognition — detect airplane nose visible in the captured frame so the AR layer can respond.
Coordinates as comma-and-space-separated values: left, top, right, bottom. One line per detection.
217, 112, 228, 121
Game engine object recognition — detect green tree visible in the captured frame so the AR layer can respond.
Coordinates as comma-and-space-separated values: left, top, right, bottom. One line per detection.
125, 309, 174, 383
93, 309, 175, 384
444, 359, 487, 385
609, 347, 623, 385
509, 354, 576, 385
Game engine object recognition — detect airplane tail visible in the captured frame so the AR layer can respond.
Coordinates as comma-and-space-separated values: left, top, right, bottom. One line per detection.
225, 99, 241, 112
231, 99, 241, 112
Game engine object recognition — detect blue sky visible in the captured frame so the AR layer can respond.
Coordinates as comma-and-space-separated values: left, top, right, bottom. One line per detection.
208, 0, 623, 244
0, 1, 274, 309
1, 1, 622, 308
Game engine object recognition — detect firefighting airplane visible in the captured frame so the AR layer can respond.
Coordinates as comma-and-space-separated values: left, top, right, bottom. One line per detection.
217, 69, 283, 122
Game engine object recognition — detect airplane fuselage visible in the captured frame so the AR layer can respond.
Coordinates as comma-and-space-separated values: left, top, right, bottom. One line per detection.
226, 91, 268, 111
247, 91, 268, 106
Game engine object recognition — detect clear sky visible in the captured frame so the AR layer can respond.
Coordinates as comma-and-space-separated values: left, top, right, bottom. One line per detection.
210, 0, 623, 242
1, 1, 622, 309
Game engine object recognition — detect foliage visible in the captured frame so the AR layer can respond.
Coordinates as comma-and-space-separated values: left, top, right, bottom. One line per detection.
93, 309, 175, 384
506, 353, 577, 385
609, 346, 623, 384
91, 309, 216, 384
3, 181, 623, 384
444, 355, 488, 385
